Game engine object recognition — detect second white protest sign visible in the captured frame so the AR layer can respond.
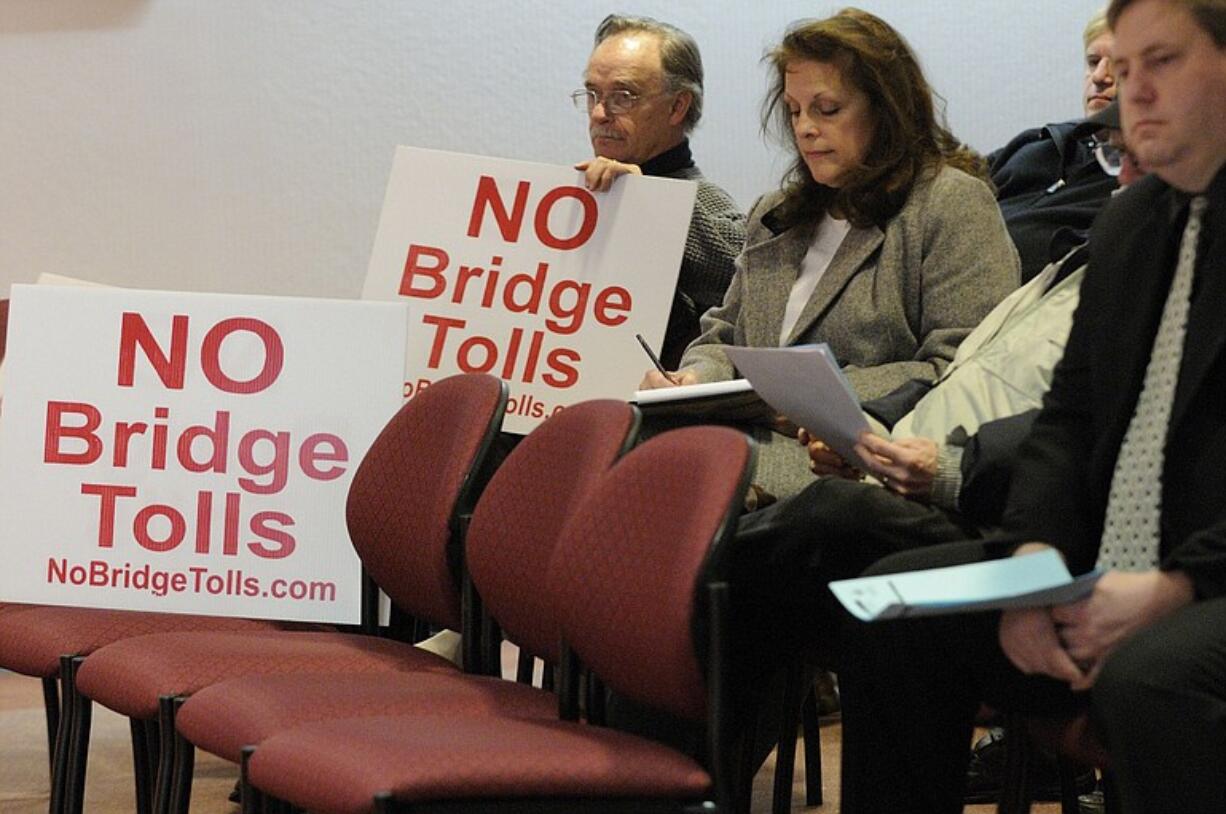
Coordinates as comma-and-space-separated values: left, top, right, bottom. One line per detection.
363, 146, 697, 433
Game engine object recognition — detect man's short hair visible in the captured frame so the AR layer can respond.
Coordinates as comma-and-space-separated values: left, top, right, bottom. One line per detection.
1107, 0, 1226, 45
594, 14, 704, 132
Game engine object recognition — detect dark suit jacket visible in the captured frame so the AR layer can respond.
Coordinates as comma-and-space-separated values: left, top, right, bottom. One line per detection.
1002, 167, 1226, 600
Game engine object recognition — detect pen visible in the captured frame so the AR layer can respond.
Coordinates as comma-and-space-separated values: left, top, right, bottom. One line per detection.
634, 333, 679, 385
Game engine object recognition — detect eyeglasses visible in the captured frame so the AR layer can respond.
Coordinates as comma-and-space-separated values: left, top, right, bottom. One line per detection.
1094, 141, 1123, 177
571, 88, 647, 116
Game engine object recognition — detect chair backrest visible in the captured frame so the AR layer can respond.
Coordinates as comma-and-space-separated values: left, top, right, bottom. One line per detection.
346, 373, 507, 632
465, 400, 640, 666
549, 425, 754, 722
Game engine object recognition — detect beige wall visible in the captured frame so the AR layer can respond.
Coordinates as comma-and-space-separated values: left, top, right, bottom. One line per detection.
0, 0, 1103, 298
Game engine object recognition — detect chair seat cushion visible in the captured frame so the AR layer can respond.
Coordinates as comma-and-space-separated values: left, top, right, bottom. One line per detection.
75, 630, 458, 718
177, 671, 557, 763
249, 714, 712, 814
0, 606, 285, 678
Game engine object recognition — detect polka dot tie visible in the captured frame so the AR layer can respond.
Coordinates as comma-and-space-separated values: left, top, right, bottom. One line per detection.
1097, 196, 1208, 572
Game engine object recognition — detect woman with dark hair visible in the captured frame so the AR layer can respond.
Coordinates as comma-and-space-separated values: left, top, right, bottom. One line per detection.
641, 8, 1019, 501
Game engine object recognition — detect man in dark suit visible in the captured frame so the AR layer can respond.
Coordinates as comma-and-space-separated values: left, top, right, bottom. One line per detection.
835, 1, 1226, 812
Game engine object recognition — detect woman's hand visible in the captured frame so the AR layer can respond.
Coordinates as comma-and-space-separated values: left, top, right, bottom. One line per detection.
638, 368, 697, 389
853, 433, 939, 499
798, 428, 861, 479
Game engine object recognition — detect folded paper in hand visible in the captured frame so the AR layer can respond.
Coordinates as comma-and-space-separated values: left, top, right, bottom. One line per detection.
829, 549, 1102, 622
723, 344, 870, 467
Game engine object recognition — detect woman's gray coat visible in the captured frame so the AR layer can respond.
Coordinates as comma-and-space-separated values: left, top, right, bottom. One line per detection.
680, 165, 1021, 500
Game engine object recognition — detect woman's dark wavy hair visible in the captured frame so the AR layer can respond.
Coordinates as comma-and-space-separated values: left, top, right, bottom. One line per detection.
763, 8, 989, 230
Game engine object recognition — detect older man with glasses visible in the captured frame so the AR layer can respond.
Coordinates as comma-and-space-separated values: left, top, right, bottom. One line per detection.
572, 14, 744, 369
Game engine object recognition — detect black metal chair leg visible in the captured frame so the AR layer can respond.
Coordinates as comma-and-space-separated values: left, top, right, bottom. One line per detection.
541, 662, 556, 692
63, 656, 93, 814
1057, 757, 1082, 814
585, 673, 607, 726
240, 746, 261, 814
1102, 770, 1121, 814
268, 794, 294, 814
168, 697, 195, 814
41, 675, 61, 782
516, 650, 535, 684
144, 718, 161, 813
734, 704, 761, 814
152, 696, 177, 814
130, 717, 154, 814
997, 720, 1033, 814
49, 655, 76, 814
800, 683, 823, 806
771, 662, 802, 814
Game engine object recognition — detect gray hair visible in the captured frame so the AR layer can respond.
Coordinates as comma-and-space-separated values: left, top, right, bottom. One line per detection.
594, 13, 704, 132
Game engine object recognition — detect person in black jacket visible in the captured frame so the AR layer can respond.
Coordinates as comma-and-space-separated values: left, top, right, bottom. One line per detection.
836, 2, 1226, 811
991, 8, 1120, 281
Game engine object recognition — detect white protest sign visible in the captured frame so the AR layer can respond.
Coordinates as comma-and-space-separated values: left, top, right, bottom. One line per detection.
0, 285, 408, 623
1, 274, 105, 398
363, 146, 696, 433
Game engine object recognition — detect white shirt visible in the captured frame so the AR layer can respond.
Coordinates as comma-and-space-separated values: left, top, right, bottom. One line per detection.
779, 215, 852, 344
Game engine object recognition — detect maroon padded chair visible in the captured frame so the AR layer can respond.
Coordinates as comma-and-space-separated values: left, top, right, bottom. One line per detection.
0, 603, 60, 773
170, 400, 641, 811
243, 425, 756, 814
0, 610, 288, 810
61, 373, 508, 814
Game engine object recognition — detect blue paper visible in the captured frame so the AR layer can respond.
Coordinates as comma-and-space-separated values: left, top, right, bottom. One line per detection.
830, 549, 1102, 622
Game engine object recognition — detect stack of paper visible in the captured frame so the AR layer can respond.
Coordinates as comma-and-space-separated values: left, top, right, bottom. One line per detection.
829, 549, 1102, 621
723, 344, 870, 466
631, 378, 776, 424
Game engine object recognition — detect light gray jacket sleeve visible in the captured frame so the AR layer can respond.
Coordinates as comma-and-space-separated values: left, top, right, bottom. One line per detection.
841, 169, 1020, 399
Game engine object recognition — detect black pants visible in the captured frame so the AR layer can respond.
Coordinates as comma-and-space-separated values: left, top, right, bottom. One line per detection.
838, 541, 1226, 814
728, 476, 982, 669
1092, 596, 1226, 814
